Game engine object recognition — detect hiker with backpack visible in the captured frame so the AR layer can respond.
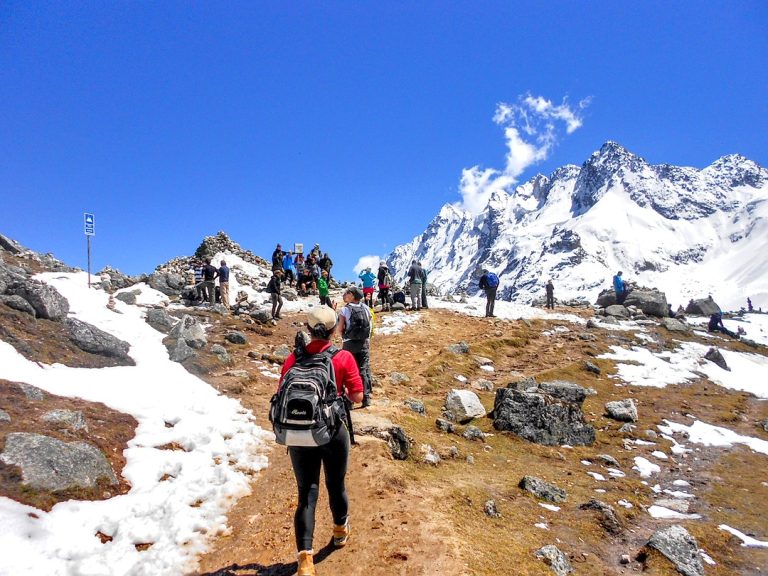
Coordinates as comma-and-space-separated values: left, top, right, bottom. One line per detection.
419, 261, 429, 309
272, 244, 285, 272
613, 271, 628, 304
478, 269, 499, 317
407, 260, 423, 311
358, 267, 377, 308
337, 286, 373, 408
271, 306, 364, 576
545, 279, 554, 310
202, 258, 218, 306
377, 261, 392, 311
266, 269, 284, 320
283, 251, 296, 287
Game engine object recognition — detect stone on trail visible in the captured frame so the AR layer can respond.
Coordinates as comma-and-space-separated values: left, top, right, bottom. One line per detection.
444, 389, 486, 423
578, 499, 622, 535
662, 317, 689, 332
605, 398, 638, 422
519, 475, 567, 503
65, 318, 132, 361
170, 314, 207, 349
145, 308, 176, 333
535, 544, 573, 576
644, 525, 703, 576
704, 347, 729, 371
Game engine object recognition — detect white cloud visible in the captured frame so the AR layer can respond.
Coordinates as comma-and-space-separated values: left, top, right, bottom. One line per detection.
456, 93, 591, 214
353, 255, 381, 275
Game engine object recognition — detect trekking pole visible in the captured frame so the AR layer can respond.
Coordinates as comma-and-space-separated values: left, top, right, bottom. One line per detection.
343, 396, 357, 445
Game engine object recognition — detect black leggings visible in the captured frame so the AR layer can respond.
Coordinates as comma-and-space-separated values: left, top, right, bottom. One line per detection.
288, 425, 350, 551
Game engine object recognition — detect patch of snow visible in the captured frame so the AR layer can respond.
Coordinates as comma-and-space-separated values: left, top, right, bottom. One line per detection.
719, 525, 768, 548
658, 420, 768, 456
587, 472, 606, 481
651, 450, 668, 460
648, 506, 702, 520
376, 311, 421, 336
617, 499, 633, 509
633, 457, 661, 478
539, 503, 561, 512
534, 522, 549, 530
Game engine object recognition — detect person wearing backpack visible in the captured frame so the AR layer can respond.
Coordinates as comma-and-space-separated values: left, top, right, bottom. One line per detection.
407, 260, 423, 311
274, 307, 364, 576
377, 261, 392, 312
358, 267, 377, 308
337, 286, 373, 408
545, 279, 555, 310
266, 269, 284, 320
478, 269, 499, 317
418, 261, 429, 309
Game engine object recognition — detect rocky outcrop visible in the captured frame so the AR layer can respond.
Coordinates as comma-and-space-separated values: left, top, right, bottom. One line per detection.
519, 476, 567, 503
0, 433, 118, 492
41, 409, 89, 432
7, 280, 69, 320
169, 315, 207, 349
685, 297, 721, 316
147, 272, 187, 296
145, 308, 176, 333
0, 294, 36, 316
623, 288, 669, 318
535, 545, 573, 576
64, 318, 133, 361
492, 382, 595, 446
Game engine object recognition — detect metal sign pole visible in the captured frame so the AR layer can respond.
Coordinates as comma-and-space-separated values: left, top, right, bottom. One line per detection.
84, 212, 95, 288
87, 234, 92, 288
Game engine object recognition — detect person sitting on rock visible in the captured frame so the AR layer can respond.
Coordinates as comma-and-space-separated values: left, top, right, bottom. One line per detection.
708, 312, 737, 338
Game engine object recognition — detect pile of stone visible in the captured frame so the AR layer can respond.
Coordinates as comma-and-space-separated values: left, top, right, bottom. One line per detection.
595, 286, 669, 318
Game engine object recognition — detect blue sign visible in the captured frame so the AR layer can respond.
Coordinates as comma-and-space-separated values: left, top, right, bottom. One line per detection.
84, 213, 95, 236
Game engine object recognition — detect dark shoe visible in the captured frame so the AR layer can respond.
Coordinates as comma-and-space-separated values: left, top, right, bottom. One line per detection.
361, 397, 371, 408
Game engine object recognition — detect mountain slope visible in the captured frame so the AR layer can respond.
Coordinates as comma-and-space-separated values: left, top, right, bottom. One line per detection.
386, 142, 768, 310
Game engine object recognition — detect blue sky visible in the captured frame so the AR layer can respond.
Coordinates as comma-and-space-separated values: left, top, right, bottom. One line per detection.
1, 1, 766, 281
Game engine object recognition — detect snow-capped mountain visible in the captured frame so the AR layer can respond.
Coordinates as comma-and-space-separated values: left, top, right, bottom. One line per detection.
387, 142, 768, 310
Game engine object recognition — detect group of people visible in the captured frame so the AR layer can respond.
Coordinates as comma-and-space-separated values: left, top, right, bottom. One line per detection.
189, 258, 230, 307
272, 243, 334, 298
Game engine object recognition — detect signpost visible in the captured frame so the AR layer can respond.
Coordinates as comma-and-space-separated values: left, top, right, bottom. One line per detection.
84, 213, 95, 288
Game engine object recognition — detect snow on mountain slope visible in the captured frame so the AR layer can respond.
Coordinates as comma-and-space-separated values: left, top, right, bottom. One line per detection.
386, 142, 768, 310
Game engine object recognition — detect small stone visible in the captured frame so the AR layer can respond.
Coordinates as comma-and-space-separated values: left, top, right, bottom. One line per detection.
435, 418, 455, 434
620, 554, 630, 565
619, 423, 636, 434
224, 331, 248, 345
704, 347, 729, 371
519, 476, 567, 503
404, 398, 426, 414
472, 379, 494, 392
597, 454, 620, 468
584, 361, 601, 375
535, 544, 573, 576
17, 383, 45, 401
466, 455, 475, 465
605, 399, 638, 422
41, 409, 88, 432
421, 445, 441, 465
0, 409, 10, 423
645, 525, 703, 576
224, 370, 249, 378
462, 426, 486, 442
446, 341, 470, 354
484, 499, 501, 518
389, 372, 410, 385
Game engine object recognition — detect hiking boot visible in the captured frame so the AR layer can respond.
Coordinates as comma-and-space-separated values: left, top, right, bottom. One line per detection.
297, 550, 315, 576
333, 520, 350, 547
361, 396, 371, 408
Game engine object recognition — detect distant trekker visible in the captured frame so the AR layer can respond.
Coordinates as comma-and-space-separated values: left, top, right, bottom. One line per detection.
358, 267, 377, 308
272, 244, 284, 272
283, 251, 295, 287
613, 271, 628, 304
338, 287, 373, 408
318, 270, 332, 308
218, 260, 230, 308
478, 269, 499, 317
418, 261, 428, 309
748, 297, 754, 312
202, 258, 218, 305
545, 279, 554, 310
407, 260, 423, 311
267, 269, 284, 320
377, 261, 392, 312
708, 312, 738, 338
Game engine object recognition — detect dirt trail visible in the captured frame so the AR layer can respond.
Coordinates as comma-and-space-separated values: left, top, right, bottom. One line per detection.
191, 304, 768, 576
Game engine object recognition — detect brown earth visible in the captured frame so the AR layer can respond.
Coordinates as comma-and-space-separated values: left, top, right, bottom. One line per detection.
188, 304, 768, 576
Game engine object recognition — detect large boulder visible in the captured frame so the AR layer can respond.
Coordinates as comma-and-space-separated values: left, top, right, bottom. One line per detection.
623, 288, 669, 318
166, 337, 197, 362
595, 288, 617, 308
685, 297, 721, 316
145, 308, 176, 333
147, 272, 186, 296
64, 318, 132, 361
538, 381, 588, 405
169, 314, 207, 348
0, 294, 37, 316
662, 317, 689, 332
493, 388, 595, 446
7, 280, 69, 320
605, 399, 638, 422
604, 304, 630, 319
0, 432, 118, 492
444, 389, 486, 423
644, 525, 703, 576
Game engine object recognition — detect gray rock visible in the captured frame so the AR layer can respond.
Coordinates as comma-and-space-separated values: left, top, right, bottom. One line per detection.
484, 499, 501, 518
281, 288, 298, 301
762, 418, 768, 433
445, 389, 486, 423
605, 399, 638, 422
0, 233, 23, 254
147, 272, 186, 296
435, 418, 455, 433
645, 429, 658, 439
493, 388, 596, 446
704, 347, 729, 371
0, 432, 118, 491
0, 408, 10, 423
224, 331, 248, 345
0, 294, 37, 316
115, 290, 139, 305
535, 545, 573, 576
586, 318, 599, 329
391, 302, 406, 311
519, 476, 567, 503
446, 341, 470, 354
619, 423, 636, 434
210, 344, 230, 363
462, 425, 486, 441
145, 308, 176, 333
167, 338, 196, 362
210, 303, 229, 315
389, 426, 410, 460
389, 372, 410, 385
597, 454, 620, 467
585, 361, 601, 375
169, 315, 207, 349
579, 499, 622, 534
224, 370, 249, 378
663, 317, 689, 332
472, 379, 494, 392
473, 355, 493, 366
273, 344, 292, 361
41, 409, 88, 432
654, 498, 690, 513
538, 381, 588, 404
579, 332, 597, 341
507, 376, 538, 391
685, 297, 721, 317
600, 315, 619, 325
8, 280, 70, 320
17, 383, 45, 400
605, 305, 630, 319
404, 398, 426, 414
646, 525, 703, 576
249, 308, 272, 324
466, 455, 475, 464
65, 318, 132, 360
624, 289, 669, 318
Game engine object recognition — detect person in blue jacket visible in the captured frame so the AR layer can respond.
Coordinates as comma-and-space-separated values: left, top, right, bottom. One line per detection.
282, 251, 296, 287
359, 267, 377, 308
613, 271, 628, 304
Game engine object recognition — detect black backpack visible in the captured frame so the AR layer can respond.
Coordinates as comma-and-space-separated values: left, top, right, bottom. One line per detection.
344, 304, 371, 341
269, 347, 345, 447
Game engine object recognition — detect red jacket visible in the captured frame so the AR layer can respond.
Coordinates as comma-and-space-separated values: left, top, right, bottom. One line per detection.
279, 340, 363, 396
